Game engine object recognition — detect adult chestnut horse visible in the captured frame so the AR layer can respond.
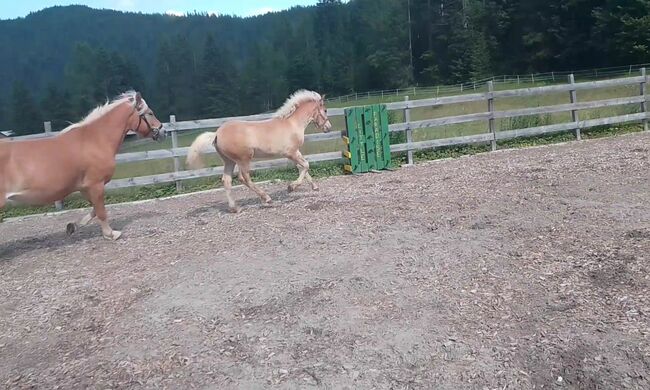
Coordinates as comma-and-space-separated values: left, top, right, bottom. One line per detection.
186, 89, 332, 213
0, 91, 164, 240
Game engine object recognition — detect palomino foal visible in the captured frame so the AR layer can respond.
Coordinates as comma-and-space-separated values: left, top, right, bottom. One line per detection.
187, 89, 332, 213
0, 91, 164, 240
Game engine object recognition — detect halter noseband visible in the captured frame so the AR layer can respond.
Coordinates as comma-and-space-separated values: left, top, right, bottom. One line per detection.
133, 108, 163, 140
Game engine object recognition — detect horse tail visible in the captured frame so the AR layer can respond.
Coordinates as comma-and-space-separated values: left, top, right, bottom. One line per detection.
186, 131, 217, 170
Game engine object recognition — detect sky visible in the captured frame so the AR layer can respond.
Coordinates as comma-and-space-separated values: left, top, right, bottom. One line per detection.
0, 0, 321, 20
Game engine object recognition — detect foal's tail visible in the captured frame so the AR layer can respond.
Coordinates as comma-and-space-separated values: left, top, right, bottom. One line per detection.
186, 131, 217, 170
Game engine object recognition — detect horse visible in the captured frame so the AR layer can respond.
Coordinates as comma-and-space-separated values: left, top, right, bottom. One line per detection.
186, 89, 332, 213
0, 91, 164, 240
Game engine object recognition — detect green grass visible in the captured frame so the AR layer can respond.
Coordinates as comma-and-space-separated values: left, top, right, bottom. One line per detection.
2, 122, 644, 220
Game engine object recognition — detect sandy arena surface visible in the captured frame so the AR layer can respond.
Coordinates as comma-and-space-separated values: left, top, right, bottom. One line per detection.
1, 132, 649, 389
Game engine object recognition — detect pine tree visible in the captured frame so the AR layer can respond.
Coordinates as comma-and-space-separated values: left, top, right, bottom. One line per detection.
41, 84, 73, 131
197, 34, 240, 118
11, 81, 43, 135
316, 0, 353, 94
153, 34, 199, 119
65, 42, 99, 117
592, 0, 650, 66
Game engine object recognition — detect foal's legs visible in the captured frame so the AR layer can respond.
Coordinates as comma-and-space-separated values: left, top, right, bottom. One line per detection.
287, 151, 317, 192
87, 184, 121, 240
222, 158, 240, 213
238, 162, 272, 206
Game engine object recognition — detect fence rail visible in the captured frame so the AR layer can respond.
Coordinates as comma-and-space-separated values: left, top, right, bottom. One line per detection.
7, 70, 649, 205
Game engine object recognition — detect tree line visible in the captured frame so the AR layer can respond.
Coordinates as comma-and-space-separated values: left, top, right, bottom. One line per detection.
1, 0, 649, 135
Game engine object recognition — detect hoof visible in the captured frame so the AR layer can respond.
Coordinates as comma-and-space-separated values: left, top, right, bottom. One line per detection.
229, 206, 241, 214
103, 230, 122, 241
261, 201, 274, 208
66, 223, 77, 236
312, 186, 320, 192
287, 184, 296, 193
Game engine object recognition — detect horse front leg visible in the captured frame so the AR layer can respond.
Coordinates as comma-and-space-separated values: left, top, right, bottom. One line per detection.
87, 184, 121, 240
66, 210, 96, 235
0, 192, 5, 223
66, 189, 97, 235
287, 151, 316, 192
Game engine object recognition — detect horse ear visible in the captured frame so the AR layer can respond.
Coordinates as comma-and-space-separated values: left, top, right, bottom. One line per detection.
135, 92, 142, 106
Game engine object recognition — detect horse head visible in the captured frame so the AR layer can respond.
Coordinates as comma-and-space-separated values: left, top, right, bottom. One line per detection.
312, 95, 332, 133
131, 92, 165, 141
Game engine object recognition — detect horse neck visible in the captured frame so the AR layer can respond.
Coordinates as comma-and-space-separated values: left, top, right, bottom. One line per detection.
86, 101, 134, 155
287, 102, 317, 132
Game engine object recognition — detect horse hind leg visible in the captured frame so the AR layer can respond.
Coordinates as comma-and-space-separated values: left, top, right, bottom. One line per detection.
221, 158, 240, 213
238, 162, 272, 206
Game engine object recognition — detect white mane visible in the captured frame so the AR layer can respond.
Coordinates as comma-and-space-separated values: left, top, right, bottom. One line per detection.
273, 89, 321, 119
61, 90, 147, 133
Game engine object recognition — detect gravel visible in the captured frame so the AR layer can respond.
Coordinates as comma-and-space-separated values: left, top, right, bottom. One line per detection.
1, 132, 649, 389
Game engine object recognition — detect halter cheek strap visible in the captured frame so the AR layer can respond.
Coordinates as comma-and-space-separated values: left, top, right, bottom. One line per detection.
131, 108, 162, 139
312, 106, 327, 129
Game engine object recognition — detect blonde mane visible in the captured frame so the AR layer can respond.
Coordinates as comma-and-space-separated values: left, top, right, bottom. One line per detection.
273, 89, 322, 119
61, 90, 147, 133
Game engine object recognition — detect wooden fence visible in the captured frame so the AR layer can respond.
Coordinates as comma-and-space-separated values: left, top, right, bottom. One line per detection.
8, 70, 649, 204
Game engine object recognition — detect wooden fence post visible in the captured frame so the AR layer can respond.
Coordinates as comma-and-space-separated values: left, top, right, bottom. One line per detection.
169, 115, 183, 192
404, 95, 413, 165
487, 81, 496, 151
568, 74, 581, 140
640, 68, 648, 131
44, 121, 64, 211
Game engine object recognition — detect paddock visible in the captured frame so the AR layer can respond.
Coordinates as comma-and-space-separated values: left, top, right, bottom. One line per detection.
1, 132, 648, 389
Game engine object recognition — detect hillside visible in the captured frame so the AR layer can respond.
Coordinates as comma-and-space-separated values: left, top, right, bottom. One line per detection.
1, 1, 649, 134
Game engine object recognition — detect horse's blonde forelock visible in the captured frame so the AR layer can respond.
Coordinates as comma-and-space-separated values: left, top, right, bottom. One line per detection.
61, 90, 142, 133
273, 89, 322, 119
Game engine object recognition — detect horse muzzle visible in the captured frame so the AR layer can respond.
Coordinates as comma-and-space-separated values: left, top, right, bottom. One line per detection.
152, 126, 166, 141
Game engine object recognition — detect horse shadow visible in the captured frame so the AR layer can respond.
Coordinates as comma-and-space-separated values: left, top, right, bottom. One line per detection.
186, 187, 320, 219
0, 211, 161, 262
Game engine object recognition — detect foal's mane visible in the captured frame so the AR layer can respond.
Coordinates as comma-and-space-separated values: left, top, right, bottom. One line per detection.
273, 90, 322, 119
61, 90, 147, 133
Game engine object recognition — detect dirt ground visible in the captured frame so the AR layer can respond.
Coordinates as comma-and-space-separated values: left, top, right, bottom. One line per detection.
1, 132, 649, 389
